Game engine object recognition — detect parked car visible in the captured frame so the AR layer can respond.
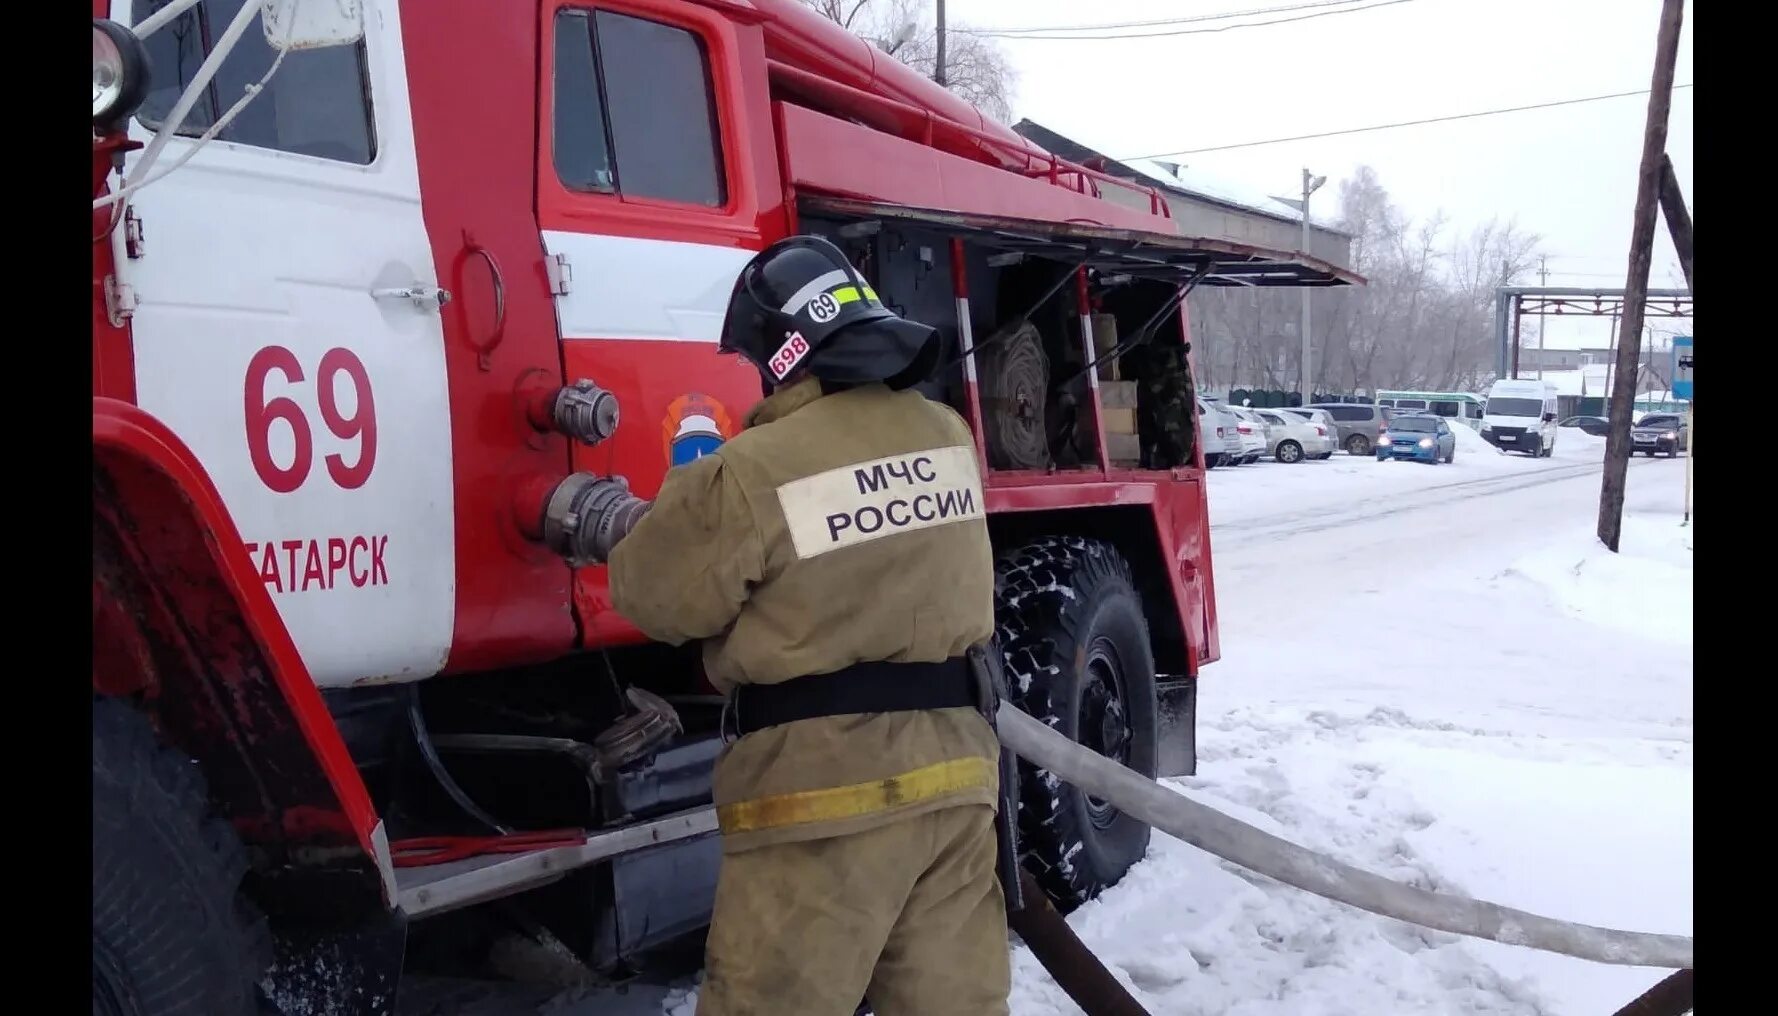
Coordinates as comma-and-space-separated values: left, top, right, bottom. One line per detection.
1197, 399, 1233, 467
1559, 415, 1611, 437
1226, 407, 1270, 464
1254, 408, 1330, 463
1377, 413, 1457, 464
1310, 403, 1394, 456
1277, 407, 1339, 459
1198, 398, 1246, 467
1630, 413, 1688, 457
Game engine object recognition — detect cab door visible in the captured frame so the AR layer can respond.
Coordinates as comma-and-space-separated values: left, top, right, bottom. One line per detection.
534, 0, 789, 644
115, 1, 455, 686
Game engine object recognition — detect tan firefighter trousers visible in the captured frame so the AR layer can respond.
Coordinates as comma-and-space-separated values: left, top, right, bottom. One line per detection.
696, 803, 1010, 1016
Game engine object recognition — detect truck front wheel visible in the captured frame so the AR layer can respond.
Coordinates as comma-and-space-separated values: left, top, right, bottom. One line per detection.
93, 697, 269, 1016
995, 537, 1159, 912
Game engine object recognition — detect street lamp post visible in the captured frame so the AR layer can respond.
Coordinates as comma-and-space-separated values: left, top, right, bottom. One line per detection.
1299, 168, 1327, 406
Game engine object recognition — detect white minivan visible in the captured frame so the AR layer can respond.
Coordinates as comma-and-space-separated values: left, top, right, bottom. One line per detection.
1480, 379, 1559, 457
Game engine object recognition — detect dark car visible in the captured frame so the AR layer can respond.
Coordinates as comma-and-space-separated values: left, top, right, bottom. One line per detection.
1559, 415, 1611, 437
1310, 403, 1395, 456
1631, 412, 1689, 457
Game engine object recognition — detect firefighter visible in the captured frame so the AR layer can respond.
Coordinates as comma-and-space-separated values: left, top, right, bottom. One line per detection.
583, 235, 1011, 1015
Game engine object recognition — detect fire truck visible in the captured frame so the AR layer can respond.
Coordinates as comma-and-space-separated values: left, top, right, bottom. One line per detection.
92, 1, 1354, 1011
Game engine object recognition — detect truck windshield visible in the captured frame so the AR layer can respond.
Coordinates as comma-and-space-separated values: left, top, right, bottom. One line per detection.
1486, 397, 1542, 417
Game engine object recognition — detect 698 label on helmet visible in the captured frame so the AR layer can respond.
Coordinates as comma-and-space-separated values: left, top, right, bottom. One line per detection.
768, 330, 812, 380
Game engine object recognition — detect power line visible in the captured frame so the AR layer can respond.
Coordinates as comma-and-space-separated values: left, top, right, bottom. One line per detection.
962, 0, 1384, 36
1118, 84, 1695, 160
963, 0, 1416, 41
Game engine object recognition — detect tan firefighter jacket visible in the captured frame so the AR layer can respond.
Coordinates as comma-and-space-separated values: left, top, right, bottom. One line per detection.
608, 376, 1000, 852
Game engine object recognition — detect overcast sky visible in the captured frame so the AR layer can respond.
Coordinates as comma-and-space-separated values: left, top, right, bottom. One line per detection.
946, 0, 1693, 351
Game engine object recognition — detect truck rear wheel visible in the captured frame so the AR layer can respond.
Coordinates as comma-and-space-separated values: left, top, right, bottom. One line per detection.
93, 697, 269, 1016
995, 537, 1158, 912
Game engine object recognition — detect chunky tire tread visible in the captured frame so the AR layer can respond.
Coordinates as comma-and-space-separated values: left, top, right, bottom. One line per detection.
994, 537, 1159, 912
93, 697, 270, 1016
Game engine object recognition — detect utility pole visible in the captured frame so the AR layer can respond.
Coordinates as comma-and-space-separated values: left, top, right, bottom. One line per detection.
1604, 307, 1619, 406
934, 0, 948, 87
1536, 255, 1549, 380
1683, 398, 1693, 524
1657, 154, 1693, 293
1599, 0, 1684, 553
1299, 168, 1326, 406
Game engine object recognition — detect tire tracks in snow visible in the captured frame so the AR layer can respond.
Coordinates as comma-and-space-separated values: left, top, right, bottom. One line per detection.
1210, 456, 1657, 543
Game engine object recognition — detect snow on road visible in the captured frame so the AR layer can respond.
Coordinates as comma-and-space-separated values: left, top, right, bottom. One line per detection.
1010, 433, 1693, 1016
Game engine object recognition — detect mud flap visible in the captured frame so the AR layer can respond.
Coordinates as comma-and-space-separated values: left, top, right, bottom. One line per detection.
1155, 676, 1197, 779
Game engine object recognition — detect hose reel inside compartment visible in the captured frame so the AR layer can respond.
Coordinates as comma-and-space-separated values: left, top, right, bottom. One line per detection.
797, 195, 1362, 472
979, 320, 1049, 470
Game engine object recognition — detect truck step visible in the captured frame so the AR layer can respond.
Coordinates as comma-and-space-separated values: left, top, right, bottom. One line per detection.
397, 975, 693, 1016
394, 807, 717, 919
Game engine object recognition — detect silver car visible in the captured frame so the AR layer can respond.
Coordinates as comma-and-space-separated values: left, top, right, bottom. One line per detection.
1277, 407, 1340, 460
1255, 408, 1332, 463
1225, 406, 1270, 464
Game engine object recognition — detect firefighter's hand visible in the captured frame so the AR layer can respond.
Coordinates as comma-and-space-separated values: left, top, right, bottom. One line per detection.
580, 475, 651, 564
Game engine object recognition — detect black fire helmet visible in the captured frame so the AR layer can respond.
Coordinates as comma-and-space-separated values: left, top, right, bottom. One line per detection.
719, 235, 940, 392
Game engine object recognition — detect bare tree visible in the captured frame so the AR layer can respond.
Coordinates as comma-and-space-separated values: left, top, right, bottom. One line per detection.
802, 0, 1017, 123
1191, 166, 1541, 398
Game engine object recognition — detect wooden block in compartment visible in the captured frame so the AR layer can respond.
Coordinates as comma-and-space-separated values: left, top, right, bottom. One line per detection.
1099, 407, 1137, 434
1105, 432, 1141, 465
1099, 380, 1139, 411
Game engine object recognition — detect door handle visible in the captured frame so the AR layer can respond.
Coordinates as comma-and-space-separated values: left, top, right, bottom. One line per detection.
372, 284, 453, 311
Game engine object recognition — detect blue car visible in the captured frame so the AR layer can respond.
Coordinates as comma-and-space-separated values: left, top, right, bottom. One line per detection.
1376, 414, 1456, 464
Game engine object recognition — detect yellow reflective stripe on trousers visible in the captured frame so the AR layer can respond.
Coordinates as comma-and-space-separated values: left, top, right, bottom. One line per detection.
716, 756, 996, 834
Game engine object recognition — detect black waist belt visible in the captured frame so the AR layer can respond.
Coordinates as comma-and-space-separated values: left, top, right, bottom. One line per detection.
730, 657, 976, 737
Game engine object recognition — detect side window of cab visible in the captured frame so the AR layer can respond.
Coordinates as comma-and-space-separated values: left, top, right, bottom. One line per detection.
551, 8, 726, 207
134, 0, 377, 164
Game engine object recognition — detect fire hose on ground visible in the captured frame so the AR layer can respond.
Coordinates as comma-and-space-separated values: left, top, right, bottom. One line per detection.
994, 703, 1694, 972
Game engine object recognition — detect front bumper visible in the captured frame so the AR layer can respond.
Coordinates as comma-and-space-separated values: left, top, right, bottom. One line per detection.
1378, 442, 1437, 462
1483, 427, 1539, 450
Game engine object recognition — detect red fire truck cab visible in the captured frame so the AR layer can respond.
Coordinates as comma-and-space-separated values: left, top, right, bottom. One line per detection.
92, 1, 1354, 1010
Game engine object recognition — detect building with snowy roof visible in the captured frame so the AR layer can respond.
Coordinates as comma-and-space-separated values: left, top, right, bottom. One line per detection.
1012, 119, 1354, 271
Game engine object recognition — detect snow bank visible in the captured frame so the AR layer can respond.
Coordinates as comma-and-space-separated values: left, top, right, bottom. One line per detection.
1449, 421, 1497, 456
1498, 515, 1692, 645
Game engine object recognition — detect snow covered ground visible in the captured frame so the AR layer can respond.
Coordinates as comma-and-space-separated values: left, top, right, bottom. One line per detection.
1010, 432, 1693, 1016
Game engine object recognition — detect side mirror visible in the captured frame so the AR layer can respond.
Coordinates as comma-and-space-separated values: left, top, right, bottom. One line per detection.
262, 0, 365, 50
